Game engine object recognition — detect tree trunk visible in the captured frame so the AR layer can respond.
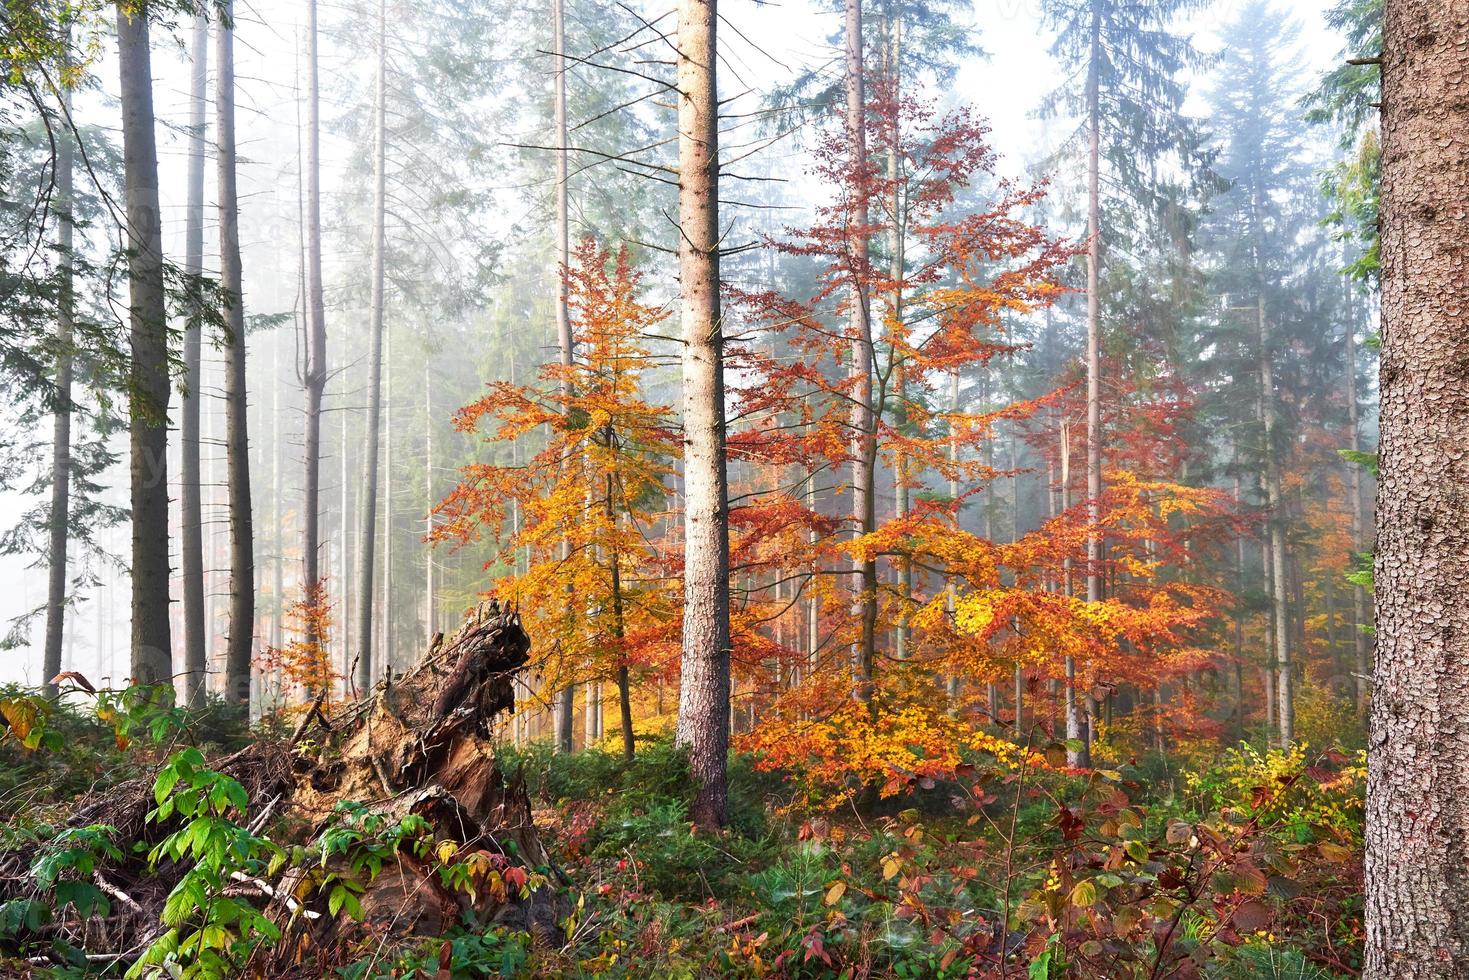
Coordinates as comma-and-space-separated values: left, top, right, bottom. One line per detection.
1258, 295, 1292, 746
845, 0, 877, 699
217, 3, 255, 705
302, 0, 329, 667
42, 82, 75, 699
1061, 419, 1089, 766
1084, 3, 1104, 625
117, 3, 173, 689
551, 0, 576, 754
356, 0, 388, 696
945, 369, 962, 702
1345, 280, 1371, 715
179, 11, 208, 706
1366, 4, 1469, 972
672, 0, 731, 829
886, 4, 909, 663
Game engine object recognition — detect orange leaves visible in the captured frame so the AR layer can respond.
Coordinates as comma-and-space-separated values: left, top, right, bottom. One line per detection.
257, 581, 337, 704
741, 670, 1038, 806
434, 241, 680, 695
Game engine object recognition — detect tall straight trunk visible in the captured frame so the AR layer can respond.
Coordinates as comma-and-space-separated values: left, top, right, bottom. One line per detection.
1083, 4, 1104, 622
1262, 534, 1277, 734
886, 2, 909, 662
43, 84, 75, 698
1345, 281, 1371, 714
551, 0, 576, 753
180, 12, 208, 705
1062, 419, 1089, 766
302, 0, 328, 665
217, 3, 254, 705
845, 0, 877, 698
382, 329, 393, 673
1367, 3, 1469, 971
355, 0, 388, 695
672, 0, 731, 828
1232, 467, 1246, 729
1258, 295, 1292, 745
424, 361, 434, 634
607, 457, 634, 761
117, 3, 173, 689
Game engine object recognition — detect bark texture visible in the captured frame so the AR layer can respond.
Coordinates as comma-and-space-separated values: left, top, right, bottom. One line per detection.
180, 12, 208, 705
302, 0, 329, 658
117, 4, 173, 688
845, 0, 878, 698
42, 86, 74, 699
672, 0, 732, 828
355, 0, 388, 696
552, 0, 576, 753
217, 2, 255, 705
1366, 3, 1469, 974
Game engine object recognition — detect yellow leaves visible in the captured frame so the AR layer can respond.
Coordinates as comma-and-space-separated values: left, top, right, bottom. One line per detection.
1068, 880, 1099, 907
0, 697, 42, 750
435, 840, 460, 864
823, 881, 847, 906
881, 855, 901, 881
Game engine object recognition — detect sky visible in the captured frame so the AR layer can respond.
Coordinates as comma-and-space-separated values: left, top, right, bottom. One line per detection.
0, 0, 1349, 689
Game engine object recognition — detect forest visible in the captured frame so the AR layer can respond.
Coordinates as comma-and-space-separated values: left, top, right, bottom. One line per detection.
0, 0, 1461, 975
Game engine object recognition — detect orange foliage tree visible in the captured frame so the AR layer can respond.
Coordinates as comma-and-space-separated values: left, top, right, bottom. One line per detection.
433, 241, 680, 759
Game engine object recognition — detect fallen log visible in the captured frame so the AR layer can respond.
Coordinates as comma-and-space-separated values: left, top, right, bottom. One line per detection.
2, 598, 561, 976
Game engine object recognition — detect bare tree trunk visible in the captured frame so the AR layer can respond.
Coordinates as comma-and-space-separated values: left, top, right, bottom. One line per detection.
217, 2, 254, 705
1345, 281, 1371, 715
355, 0, 388, 696
1084, 4, 1104, 631
179, 12, 208, 705
945, 369, 962, 702
1258, 295, 1292, 746
302, 0, 329, 668
43, 81, 75, 699
1062, 418, 1088, 766
672, 0, 731, 828
886, 3, 909, 663
845, 0, 877, 699
550, 0, 576, 753
117, 3, 173, 689
424, 361, 434, 636
1366, 5, 1469, 972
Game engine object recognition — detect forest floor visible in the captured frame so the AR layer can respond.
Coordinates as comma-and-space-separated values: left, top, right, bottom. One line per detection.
0, 688, 1364, 979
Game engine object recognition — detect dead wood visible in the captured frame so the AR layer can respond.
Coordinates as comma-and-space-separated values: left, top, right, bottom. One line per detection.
3, 598, 561, 975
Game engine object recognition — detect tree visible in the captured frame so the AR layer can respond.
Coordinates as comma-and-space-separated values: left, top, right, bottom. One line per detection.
116, 0, 172, 689
217, 0, 254, 705
301, 0, 329, 671
1365, 0, 1469, 972
435, 242, 678, 764
353, 0, 386, 696
40, 78, 74, 699
1041, 0, 1210, 764
1204, 1, 1310, 746
179, 9, 207, 706
673, 0, 731, 829
551, 0, 576, 753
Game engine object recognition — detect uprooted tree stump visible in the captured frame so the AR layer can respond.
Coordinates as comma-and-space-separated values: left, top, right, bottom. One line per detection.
4, 599, 564, 976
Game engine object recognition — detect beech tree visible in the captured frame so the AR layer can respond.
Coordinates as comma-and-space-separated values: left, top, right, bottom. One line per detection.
1366, 0, 1469, 972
